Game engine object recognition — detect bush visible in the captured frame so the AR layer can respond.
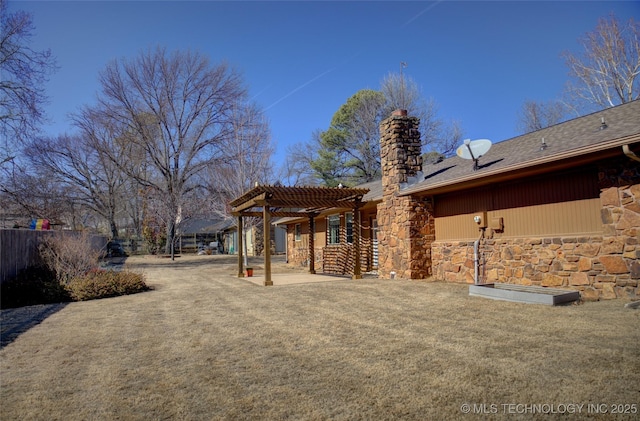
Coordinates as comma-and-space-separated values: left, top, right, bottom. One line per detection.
1, 266, 149, 308
65, 270, 149, 301
0, 266, 70, 309
39, 232, 102, 284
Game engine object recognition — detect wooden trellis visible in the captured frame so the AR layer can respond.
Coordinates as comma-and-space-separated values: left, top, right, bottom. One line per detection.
230, 185, 369, 285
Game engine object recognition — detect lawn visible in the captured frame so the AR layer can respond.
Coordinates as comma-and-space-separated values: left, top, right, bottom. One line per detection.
1, 255, 639, 420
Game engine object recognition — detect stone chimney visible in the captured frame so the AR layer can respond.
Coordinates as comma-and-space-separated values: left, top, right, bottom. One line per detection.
380, 109, 422, 192
377, 110, 434, 279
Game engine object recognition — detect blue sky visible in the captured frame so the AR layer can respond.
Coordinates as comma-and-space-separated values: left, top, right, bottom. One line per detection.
11, 0, 640, 173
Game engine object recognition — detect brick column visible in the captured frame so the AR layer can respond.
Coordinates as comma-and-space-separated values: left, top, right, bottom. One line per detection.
377, 110, 434, 279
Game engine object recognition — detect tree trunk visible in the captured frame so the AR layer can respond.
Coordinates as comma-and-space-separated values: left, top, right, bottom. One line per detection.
110, 220, 118, 239
165, 221, 176, 260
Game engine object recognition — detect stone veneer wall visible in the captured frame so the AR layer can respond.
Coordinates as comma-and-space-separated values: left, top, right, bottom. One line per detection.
286, 227, 323, 270
377, 111, 434, 279
286, 220, 374, 274
432, 156, 639, 300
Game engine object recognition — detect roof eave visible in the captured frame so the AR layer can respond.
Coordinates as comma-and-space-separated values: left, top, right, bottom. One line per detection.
400, 135, 640, 197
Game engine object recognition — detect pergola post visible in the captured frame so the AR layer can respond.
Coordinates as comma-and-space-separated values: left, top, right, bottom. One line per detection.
353, 202, 362, 280
263, 206, 273, 286
237, 215, 244, 277
308, 215, 316, 274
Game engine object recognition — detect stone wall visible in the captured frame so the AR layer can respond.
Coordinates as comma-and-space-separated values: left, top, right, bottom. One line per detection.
286, 227, 322, 269
377, 110, 434, 279
432, 155, 640, 300
287, 227, 375, 274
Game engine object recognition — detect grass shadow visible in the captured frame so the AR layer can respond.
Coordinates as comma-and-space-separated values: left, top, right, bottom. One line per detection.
0, 302, 68, 349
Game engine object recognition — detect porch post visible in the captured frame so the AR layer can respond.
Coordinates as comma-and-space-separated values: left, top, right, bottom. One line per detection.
308, 214, 316, 274
237, 215, 244, 277
263, 206, 273, 286
353, 202, 362, 280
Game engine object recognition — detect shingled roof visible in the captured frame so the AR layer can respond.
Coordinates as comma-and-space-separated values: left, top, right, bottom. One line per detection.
401, 100, 640, 196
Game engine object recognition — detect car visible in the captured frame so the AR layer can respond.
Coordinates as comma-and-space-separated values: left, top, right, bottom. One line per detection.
106, 241, 127, 257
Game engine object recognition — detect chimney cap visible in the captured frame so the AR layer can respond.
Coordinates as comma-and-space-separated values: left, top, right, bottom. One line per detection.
392, 109, 408, 117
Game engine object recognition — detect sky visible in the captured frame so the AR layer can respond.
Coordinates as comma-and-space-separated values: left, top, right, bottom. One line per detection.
9, 0, 640, 176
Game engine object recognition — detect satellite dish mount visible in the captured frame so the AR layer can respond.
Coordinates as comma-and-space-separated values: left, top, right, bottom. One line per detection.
456, 138, 492, 171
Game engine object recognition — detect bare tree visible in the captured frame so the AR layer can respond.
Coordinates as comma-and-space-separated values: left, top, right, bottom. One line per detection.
0, 0, 56, 166
92, 47, 247, 258
1, 165, 75, 226
562, 14, 640, 112
380, 72, 443, 148
204, 102, 273, 218
283, 131, 324, 187
516, 99, 568, 134
432, 119, 465, 157
200, 102, 273, 260
27, 133, 127, 238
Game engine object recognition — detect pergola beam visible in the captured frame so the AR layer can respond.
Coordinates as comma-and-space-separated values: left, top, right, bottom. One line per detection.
232, 193, 267, 213
236, 211, 319, 218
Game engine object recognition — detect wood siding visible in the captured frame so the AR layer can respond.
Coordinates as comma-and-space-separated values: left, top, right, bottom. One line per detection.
434, 168, 602, 240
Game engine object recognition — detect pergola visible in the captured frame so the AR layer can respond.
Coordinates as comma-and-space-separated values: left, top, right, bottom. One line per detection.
229, 185, 370, 286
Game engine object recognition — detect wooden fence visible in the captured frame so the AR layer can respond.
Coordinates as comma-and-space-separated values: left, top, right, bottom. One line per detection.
0, 229, 108, 284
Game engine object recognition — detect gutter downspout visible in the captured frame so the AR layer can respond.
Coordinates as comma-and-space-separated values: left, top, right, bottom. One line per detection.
623, 144, 640, 163
474, 228, 485, 285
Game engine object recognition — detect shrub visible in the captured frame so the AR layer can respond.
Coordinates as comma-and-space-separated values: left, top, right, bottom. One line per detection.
0, 266, 70, 309
39, 232, 102, 284
65, 270, 149, 301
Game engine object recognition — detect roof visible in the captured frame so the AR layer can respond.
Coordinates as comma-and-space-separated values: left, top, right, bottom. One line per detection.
230, 184, 370, 217
358, 179, 383, 202
402, 100, 640, 196
180, 218, 234, 234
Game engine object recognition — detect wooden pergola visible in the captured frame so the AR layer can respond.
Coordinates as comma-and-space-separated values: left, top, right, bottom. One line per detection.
230, 185, 370, 285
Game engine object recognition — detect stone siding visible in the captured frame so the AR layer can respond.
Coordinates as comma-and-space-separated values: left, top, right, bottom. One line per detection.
433, 236, 637, 300
286, 224, 373, 274
377, 111, 434, 279
432, 155, 640, 300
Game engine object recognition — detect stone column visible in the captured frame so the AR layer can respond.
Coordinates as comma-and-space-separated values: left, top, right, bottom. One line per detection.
377, 110, 434, 279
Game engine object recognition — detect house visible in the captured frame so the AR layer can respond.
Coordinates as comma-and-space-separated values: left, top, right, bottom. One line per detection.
277, 101, 640, 300
178, 218, 232, 253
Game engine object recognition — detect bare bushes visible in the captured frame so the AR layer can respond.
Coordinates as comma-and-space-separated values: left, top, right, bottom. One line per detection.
39, 232, 102, 285
2, 232, 148, 308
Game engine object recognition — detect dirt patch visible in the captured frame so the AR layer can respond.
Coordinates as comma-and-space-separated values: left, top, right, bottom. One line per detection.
1, 255, 639, 420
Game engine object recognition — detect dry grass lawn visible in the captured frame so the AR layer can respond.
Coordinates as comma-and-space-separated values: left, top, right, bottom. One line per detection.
1, 254, 639, 420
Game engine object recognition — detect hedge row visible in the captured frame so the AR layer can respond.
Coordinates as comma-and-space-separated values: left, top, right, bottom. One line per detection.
1, 267, 149, 309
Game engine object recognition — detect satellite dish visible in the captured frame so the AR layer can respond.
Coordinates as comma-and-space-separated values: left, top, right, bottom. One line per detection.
456, 138, 492, 170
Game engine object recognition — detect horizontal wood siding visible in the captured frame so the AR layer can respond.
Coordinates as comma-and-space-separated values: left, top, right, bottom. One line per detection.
435, 198, 602, 240
434, 168, 602, 240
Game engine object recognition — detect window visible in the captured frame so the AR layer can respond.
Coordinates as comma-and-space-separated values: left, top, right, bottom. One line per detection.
294, 224, 301, 241
345, 213, 353, 243
327, 215, 340, 245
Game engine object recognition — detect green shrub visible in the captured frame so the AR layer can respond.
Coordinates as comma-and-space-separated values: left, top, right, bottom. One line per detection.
65, 270, 149, 301
0, 266, 71, 309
